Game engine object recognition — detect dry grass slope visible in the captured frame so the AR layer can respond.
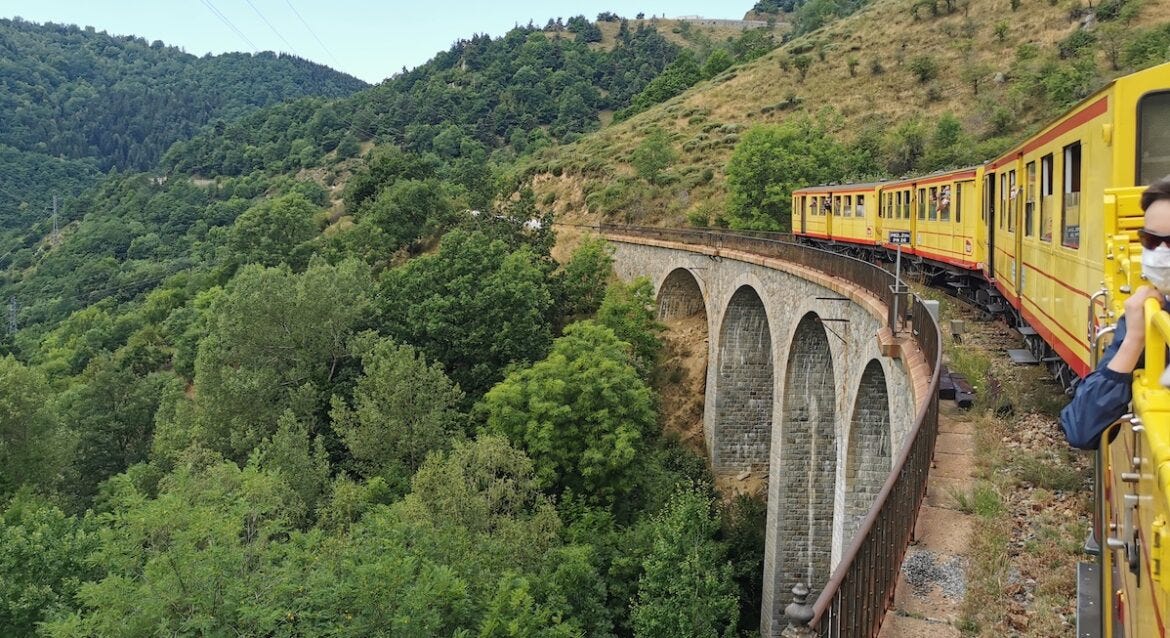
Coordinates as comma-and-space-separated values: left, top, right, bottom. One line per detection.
522, 0, 1170, 227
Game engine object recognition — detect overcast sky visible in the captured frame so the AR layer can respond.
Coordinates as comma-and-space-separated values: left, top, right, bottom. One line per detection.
0, 1, 751, 84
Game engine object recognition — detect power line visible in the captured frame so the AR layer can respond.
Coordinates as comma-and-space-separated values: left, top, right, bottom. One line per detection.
283, 0, 340, 66
200, 0, 259, 52
243, 0, 297, 54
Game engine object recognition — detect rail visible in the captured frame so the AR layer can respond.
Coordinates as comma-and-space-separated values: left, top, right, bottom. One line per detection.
598, 224, 943, 638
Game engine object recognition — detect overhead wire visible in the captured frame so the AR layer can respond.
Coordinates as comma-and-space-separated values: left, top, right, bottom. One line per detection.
282, 0, 341, 67
242, 0, 298, 54
200, 0, 259, 52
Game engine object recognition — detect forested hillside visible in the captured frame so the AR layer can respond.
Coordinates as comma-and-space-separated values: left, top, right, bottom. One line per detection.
0, 12, 776, 637
0, 18, 367, 230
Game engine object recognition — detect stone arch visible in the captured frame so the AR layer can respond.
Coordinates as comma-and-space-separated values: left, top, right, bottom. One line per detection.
776, 312, 837, 597
713, 285, 773, 472
656, 268, 706, 320
843, 359, 892, 544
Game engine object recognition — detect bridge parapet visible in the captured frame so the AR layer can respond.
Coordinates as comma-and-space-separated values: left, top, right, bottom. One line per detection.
598, 226, 941, 638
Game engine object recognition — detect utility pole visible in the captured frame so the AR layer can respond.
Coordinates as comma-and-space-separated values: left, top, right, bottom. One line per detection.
8, 297, 17, 335
51, 195, 59, 245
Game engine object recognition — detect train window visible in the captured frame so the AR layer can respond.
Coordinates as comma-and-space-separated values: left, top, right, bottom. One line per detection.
918, 188, 926, 220
845, 195, 853, 217
1139, 91, 1170, 185
984, 175, 995, 224
928, 187, 938, 220
857, 194, 866, 217
1025, 162, 1036, 237
1007, 170, 1016, 233
834, 196, 842, 216
955, 183, 963, 223
939, 185, 951, 222
1063, 141, 1082, 249
999, 173, 1008, 230
1040, 154, 1053, 242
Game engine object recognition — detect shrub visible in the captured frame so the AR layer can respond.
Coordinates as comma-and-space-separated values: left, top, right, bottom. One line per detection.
994, 21, 1009, 41
870, 57, 885, 74
909, 55, 940, 83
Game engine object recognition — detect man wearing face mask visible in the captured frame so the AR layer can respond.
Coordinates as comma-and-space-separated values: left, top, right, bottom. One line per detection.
1061, 177, 1170, 449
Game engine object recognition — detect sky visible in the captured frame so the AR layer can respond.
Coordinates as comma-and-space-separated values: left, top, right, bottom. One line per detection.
0, 1, 750, 84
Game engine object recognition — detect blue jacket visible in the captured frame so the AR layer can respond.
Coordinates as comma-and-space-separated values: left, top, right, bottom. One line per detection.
1060, 319, 1137, 449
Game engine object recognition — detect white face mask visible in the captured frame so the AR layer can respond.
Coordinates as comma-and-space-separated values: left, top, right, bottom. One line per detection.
1142, 245, 1170, 290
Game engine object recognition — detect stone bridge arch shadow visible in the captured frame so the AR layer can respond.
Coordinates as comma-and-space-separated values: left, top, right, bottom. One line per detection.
713, 284, 773, 473
655, 268, 711, 456
771, 311, 837, 604
843, 360, 892, 543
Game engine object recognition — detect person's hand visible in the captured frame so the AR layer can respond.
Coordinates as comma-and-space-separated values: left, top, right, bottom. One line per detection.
1123, 285, 1164, 346
1109, 285, 1166, 374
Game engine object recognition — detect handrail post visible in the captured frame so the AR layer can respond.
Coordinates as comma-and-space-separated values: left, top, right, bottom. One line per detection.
782, 583, 817, 638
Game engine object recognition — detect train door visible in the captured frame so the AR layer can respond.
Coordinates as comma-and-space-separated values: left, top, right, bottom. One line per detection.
1010, 167, 1023, 294
984, 172, 997, 278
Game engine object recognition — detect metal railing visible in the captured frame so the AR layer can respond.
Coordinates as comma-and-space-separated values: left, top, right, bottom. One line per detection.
599, 224, 942, 638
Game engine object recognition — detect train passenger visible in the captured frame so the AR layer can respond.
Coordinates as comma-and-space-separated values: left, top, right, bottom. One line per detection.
1061, 177, 1170, 449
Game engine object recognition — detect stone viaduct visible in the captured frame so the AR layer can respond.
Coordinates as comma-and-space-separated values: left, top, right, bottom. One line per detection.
603, 230, 933, 637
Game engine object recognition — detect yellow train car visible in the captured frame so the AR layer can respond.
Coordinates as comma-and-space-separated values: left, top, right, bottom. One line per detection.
982, 83, 1119, 377
792, 183, 883, 248
884, 169, 982, 270
1092, 60, 1170, 638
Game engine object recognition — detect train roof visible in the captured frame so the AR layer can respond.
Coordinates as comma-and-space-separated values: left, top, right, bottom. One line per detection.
793, 181, 889, 194
884, 166, 980, 187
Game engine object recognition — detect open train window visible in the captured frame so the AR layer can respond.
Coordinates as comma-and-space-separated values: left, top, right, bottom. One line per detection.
1040, 154, 1053, 241
857, 194, 865, 217
834, 196, 842, 216
1063, 141, 1082, 249
1139, 91, 1170, 185
928, 187, 938, 220
1007, 170, 1016, 233
955, 183, 963, 223
845, 195, 853, 217
939, 185, 951, 222
918, 188, 926, 220
999, 173, 1008, 230
1025, 161, 1036, 237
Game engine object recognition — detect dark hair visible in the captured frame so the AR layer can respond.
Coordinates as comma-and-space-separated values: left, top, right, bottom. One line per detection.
1142, 176, 1170, 212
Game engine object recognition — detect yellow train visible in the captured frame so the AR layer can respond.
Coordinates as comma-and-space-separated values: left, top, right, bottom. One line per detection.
793, 60, 1170, 636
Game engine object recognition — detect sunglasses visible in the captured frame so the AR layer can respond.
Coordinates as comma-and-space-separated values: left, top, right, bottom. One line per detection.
1139, 229, 1170, 250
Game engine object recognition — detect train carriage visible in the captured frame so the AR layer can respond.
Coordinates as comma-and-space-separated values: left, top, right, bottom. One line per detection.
792, 182, 883, 251
791, 59, 1170, 637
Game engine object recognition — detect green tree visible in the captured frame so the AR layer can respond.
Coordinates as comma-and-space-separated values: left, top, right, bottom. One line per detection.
228, 192, 320, 268
330, 336, 465, 492
701, 49, 733, 78
558, 236, 614, 318
187, 259, 373, 461
596, 277, 661, 377
0, 356, 64, 495
630, 128, 677, 185
793, 54, 813, 81
482, 321, 656, 505
378, 230, 554, 398
725, 119, 848, 230
57, 356, 174, 505
0, 492, 97, 635
631, 488, 740, 638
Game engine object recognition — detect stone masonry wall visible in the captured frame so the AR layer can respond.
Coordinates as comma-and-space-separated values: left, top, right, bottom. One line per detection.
775, 313, 837, 597
843, 360, 892, 545
605, 237, 920, 638
657, 268, 707, 320
714, 286, 773, 472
